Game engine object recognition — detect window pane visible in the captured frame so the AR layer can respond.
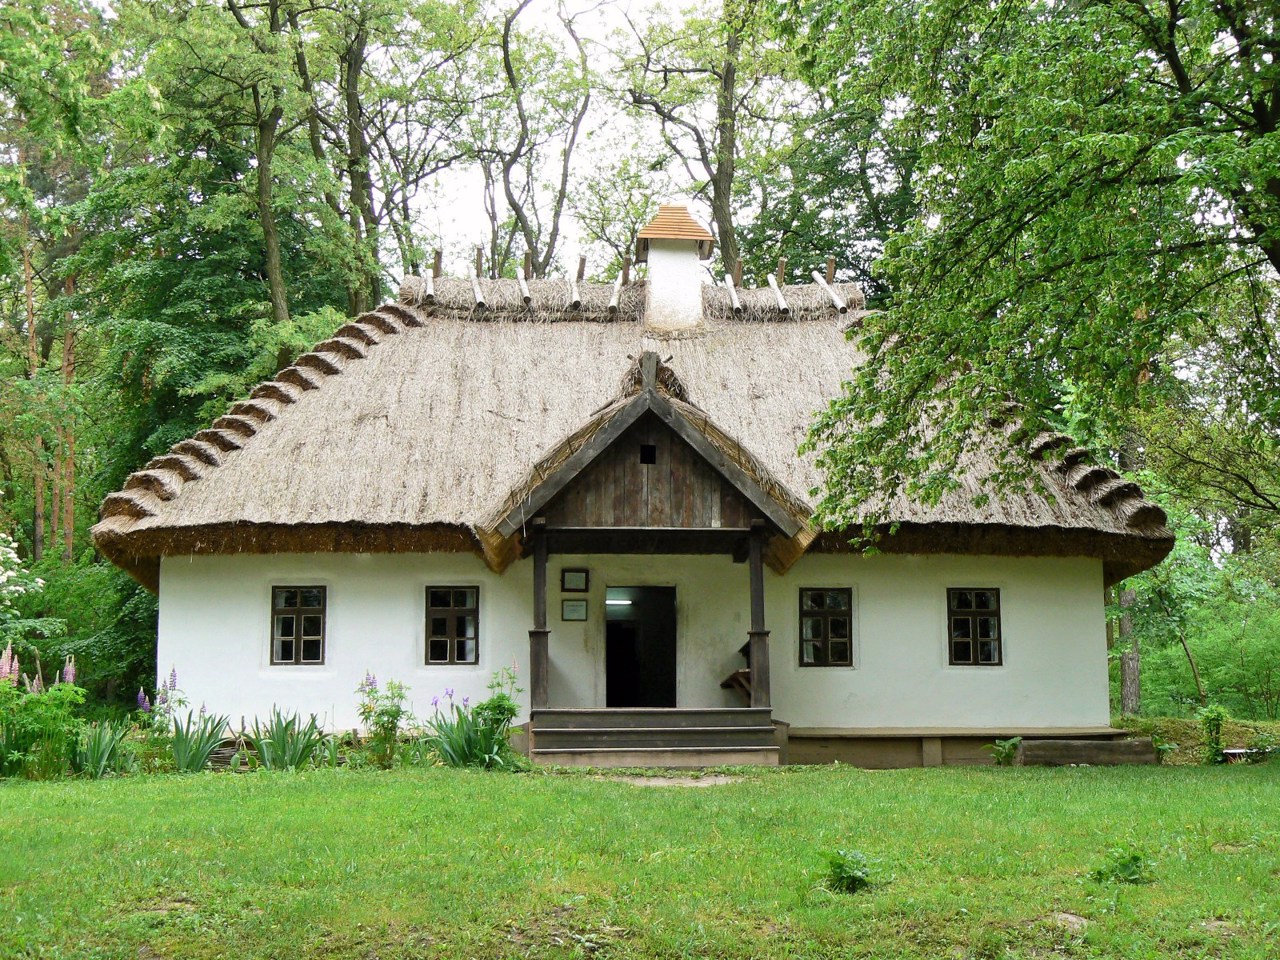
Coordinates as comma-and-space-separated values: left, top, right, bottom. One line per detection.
978, 617, 998, 640
801, 591, 825, 611
300, 588, 324, 608
978, 640, 999, 664
829, 641, 850, 664
952, 639, 973, 663
428, 589, 451, 609
454, 589, 477, 609
826, 590, 849, 610
829, 617, 849, 640
952, 590, 973, 610
801, 617, 824, 641
950, 618, 971, 639
274, 615, 296, 639
301, 637, 322, 662
801, 641, 820, 664
274, 589, 298, 609
301, 615, 323, 639
457, 615, 476, 639
428, 637, 450, 662
456, 638, 477, 663
429, 616, 448, 638
275, 637, 295, 662
975, 591, 996, 610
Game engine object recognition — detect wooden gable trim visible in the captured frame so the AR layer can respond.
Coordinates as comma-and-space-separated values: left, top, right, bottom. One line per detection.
492, 385, 805, 541
646, 394, 803, 537
494, 396, 651, 538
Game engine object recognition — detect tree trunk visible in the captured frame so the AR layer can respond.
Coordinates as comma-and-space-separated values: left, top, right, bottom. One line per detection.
61, 285, 75, 561
254, 87, 290, 326
1118, 587, 1139, 715
24, 235, 44, 562
342, 23, 380, 311
711, 17, 741, 278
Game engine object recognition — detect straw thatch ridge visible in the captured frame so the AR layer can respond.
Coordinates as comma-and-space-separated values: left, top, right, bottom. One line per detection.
397, 276, 867, 326
90, 297, 1172, 593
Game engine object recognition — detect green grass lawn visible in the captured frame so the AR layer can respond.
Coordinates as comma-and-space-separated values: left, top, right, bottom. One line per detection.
3, 764, 1278, 959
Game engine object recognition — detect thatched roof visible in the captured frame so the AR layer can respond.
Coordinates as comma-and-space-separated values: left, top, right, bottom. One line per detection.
92, 275, 1172, 591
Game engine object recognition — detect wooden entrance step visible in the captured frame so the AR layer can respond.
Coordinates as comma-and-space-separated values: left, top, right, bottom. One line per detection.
529, 708, 779, 767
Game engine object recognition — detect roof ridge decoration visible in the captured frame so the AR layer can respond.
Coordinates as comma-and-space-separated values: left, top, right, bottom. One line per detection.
473, 350, 817, 573
90, 303, 422, 588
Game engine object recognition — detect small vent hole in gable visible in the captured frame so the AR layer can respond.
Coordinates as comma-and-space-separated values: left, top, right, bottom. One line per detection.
639, 444, 657, 465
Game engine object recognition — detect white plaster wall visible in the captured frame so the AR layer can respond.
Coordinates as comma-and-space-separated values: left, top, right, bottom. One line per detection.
157, 551, 1109, 731
644, 238, 706, 332
157, 552, 532, 730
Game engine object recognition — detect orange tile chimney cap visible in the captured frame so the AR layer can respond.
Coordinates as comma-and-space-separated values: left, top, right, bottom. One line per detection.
635, 204, 714, 262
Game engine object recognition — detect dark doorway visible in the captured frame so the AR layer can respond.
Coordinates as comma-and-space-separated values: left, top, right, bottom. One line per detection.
605, 586, 677, 708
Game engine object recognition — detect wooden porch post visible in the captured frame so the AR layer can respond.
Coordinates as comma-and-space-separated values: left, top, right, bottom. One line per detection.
530, 519, 550, 710
748, 520, 771, 708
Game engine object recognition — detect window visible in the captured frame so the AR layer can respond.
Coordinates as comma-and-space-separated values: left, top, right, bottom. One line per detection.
271, 586, 326, 665
426, 587, 479, 664
948, 588, 1002, 665
798, 588, 853, 666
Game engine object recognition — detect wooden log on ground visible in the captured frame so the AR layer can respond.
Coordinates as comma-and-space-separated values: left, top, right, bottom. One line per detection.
1015, 738, 1157, 766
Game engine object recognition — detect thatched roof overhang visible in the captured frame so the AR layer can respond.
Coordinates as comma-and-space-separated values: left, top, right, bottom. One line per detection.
90, 282, 1173, 593
476, 351, 815, 572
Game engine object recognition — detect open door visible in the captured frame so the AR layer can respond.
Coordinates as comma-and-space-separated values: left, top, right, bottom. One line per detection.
605, 586, 676, 707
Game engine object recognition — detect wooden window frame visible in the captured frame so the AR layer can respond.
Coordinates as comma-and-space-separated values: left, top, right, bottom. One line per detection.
798, 588, 854, 667
270, 586, 327, 666
947, 588, 1002, 666
426, 586, 480, 666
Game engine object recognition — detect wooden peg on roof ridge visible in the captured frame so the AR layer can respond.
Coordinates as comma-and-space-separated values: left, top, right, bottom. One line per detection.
523, 251, 533, 280
474, 246, 483, 279
826, 256, 836, 285
622, 255, 631, 286
776, 257, 787, 286
432, 249, 443, 279
576, 255, 587, 283
732, 260, 743, 288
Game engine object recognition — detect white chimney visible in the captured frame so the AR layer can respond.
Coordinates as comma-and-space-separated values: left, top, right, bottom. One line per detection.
635, 204, 714, 334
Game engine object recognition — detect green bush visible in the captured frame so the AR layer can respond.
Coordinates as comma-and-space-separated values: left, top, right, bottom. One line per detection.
246, 709, 327, 770
170, 711, 228, 773
825, 848, 880, 894
987, 736, 1022, 766
72, 720, 135, 779
1197, 704, 1230, 764
420, 668, 524, 770
355, 675, 410, 769
0, 665, 86, 779
1088, 843, 1155, 885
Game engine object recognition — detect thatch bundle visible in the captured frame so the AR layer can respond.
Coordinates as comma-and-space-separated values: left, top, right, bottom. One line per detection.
92, 286, 1173, 591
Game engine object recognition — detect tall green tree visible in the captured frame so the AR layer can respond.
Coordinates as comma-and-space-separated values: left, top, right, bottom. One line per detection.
782, 0, 1280, 524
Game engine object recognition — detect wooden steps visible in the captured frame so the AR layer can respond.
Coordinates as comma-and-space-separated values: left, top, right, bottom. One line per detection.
529, 708, 779, 767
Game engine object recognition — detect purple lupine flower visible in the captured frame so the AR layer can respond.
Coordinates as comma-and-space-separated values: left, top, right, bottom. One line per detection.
199, 703, 207, 718
156, 687, 168, 707
364, 672, 377, 692
168, 667, 178, 691
0, 644, 19, 686
137, 688, 151, 713
62, 656, 76, 686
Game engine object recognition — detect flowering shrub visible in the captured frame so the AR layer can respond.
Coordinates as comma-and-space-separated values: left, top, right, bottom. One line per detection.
355, 674, 411, 768
420, 668, 524, 770
0, 643, 86, 778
